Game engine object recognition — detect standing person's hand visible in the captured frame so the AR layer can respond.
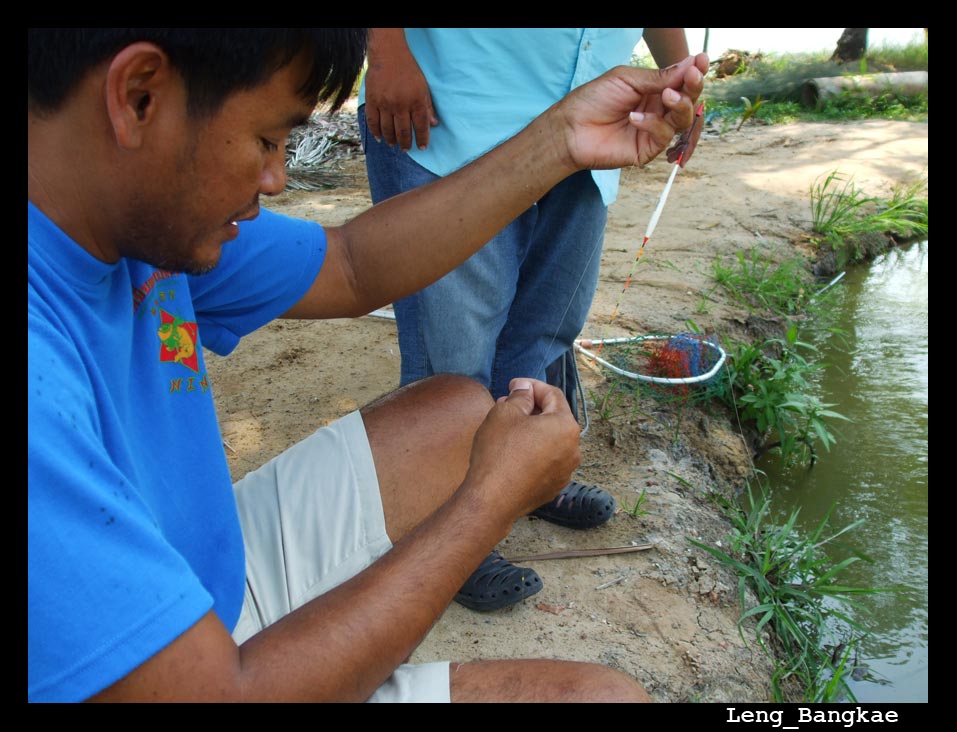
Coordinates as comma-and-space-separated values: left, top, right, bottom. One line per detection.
364, 29, 439, 151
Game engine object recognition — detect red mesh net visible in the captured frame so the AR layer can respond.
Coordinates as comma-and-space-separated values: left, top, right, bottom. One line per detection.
645, 341, 692, 397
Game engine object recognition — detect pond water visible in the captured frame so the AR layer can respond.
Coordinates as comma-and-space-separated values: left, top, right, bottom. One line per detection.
758, 241, 928, 702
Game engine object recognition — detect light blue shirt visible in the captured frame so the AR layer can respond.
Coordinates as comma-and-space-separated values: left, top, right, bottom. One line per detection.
360, 28, 644, 205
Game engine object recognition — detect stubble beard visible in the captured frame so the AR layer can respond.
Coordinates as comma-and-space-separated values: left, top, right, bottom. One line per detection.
121, 132, 223, 276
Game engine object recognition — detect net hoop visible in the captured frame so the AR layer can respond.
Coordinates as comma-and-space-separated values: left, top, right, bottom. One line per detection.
574, 334, 727, 386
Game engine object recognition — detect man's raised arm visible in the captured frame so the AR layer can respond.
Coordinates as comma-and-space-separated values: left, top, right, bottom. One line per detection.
283, 54, 708, 320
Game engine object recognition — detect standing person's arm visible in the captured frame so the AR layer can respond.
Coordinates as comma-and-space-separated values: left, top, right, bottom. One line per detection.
643, 28, 693, 68
363, 28, 438, 151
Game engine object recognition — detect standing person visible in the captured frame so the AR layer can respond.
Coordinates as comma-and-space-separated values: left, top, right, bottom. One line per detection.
28, 27, 705, 702
360, 28, 694, 610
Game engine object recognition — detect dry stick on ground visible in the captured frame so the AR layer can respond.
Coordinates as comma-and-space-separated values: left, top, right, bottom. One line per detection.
505, 544, 654, 563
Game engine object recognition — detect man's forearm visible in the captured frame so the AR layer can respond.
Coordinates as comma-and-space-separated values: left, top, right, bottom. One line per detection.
325, 109, 575, 317
236, 480, 511, 701
93, 476, 514, 702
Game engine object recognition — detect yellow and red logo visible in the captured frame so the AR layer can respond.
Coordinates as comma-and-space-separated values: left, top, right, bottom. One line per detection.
157, 310, 199, 373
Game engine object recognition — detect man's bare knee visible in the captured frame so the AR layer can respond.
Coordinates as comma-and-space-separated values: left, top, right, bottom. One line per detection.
420, 373, 493, 417
582, 663, 653, 702
362, 374, 493, 541
362, 373, 491, 425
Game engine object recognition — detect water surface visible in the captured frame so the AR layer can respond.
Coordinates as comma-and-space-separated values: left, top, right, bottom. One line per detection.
758, 241, 927, 703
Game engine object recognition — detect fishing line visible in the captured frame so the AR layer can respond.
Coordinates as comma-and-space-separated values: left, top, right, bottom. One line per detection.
587, 102, 704, 364
534, 102, 705, 386
534, 215, 610, 378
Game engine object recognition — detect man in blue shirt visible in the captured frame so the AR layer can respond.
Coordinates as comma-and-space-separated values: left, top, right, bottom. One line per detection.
29, 28, 706, 701
361, 28, 694, 609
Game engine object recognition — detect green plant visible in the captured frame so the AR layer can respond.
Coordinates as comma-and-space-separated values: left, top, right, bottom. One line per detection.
707, 99, 803, 128
810, 171, 928, 264
812, 89, 926, 122
665, 471, 693, 489
864, 37, 928, 71
737, 94, 765, 130
748, 100, 802, 125
712, 249, 814, 316
810, 170, 872, 240
691, 482, 892, 701
590, 383, 630, 423
623, 487, 649, 518
719, 323, 850, 469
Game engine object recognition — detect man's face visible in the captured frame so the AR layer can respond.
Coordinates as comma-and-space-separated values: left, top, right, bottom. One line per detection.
120, 55, 317, 275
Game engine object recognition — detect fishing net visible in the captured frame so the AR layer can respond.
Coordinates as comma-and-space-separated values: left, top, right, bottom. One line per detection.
575, 332, 726, 394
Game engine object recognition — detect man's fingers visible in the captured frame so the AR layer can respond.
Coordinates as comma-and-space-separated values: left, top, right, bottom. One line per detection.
410, 105, 437, 150
628, 108, 689, 151
666, 53, 708, 89
502, 378, 573, 419
503, 379, 535, 415
639, 54, 697, 95
633, 56, 703, 105
378, 113, 397, 147
659, 55, 696, 74
532, 381, 574, 417
370, 108, 434, 151
366, 105, 382, 142
394, 118, 414, 151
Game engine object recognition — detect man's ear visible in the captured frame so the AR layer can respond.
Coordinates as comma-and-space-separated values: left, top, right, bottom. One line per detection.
104, 42, 174, 149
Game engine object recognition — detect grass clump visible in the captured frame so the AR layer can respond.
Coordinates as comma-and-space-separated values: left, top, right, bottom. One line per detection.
712, 249, 814, 316
622, 487, 649, 518
810, 171, 928, 267
708, 91, 926, 130
707, 244, 850, 469
690, 481, 891, 702
811, 89, 927, 122
717, 322, 849, 470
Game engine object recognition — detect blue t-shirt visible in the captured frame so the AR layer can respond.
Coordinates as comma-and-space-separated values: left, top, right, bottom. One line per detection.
28, 203, 327, 702
359, 28, 644, 205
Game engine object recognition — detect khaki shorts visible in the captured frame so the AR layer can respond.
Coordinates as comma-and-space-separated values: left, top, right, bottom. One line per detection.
231, 410, 451, 703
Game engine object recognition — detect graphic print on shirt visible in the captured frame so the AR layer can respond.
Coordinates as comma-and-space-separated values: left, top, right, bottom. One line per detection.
131, 271, 209, 394
157, 311, 199, 373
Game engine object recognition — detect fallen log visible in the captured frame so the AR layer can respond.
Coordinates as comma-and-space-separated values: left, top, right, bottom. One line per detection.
801, 71, 927, 108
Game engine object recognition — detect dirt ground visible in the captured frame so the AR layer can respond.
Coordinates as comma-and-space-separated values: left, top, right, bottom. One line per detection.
204, 113, 928, 703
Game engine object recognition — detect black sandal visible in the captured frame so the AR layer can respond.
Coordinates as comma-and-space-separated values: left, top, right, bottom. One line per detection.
530, 480, 616, 529
454, 551, 542, 611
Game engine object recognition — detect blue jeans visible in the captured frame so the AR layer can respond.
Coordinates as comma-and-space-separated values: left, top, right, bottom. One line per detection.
359, 106, 607, 400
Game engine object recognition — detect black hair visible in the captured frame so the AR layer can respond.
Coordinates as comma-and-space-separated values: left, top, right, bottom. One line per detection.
28, 28, 367, 117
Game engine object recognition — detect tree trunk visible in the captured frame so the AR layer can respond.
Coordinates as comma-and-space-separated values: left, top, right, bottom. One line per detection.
831, 28, 868, 63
